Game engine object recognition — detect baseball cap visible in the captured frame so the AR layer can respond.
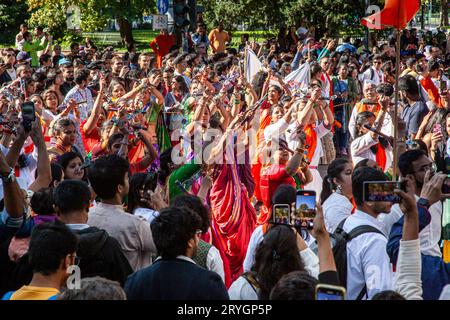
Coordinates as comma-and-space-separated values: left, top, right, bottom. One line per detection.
16, 51, 32, 64
58, 58, 71, 66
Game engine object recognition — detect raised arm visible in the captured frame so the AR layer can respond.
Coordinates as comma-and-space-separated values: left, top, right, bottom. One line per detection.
83, 76, 106, 135
28, 118, 52, 192
0, 149, 24, 218
134, 129, 158, 170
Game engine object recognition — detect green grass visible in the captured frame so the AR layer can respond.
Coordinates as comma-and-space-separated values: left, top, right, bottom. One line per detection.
82, 29, 277, 52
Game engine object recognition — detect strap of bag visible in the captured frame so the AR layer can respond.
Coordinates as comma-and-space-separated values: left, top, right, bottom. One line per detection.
356, 286, 367, 300
241, 272, 260, 295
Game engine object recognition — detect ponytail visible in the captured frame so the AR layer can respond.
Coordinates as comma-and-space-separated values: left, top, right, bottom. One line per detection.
320, 175, 334, 204
320, 158, 350, 204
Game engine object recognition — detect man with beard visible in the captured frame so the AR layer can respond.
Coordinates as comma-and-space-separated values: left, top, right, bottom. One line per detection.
124, 206, 229, 300
60, 62, 75, 96
380, 149, 445, 258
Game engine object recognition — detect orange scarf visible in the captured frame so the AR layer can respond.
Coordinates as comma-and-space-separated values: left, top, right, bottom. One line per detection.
375, 143, 387, 172
304, 124, 317, 163
356, 101, 380, 115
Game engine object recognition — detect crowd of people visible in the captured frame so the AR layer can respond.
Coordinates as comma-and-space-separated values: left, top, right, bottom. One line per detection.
0, 18, 449, 300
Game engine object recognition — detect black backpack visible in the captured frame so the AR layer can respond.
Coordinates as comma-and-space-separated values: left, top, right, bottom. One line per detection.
330, 218, 384, 300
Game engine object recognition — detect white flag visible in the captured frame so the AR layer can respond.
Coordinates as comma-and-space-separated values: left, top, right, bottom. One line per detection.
245, 48, 263, 84
284, 62, 311, 90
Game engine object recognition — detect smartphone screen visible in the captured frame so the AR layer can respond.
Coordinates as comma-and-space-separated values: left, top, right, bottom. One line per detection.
294, 190, 316, 227
434, 123, 442, 134
316, 286, 346, 300
272, 204, 290, 225
441, 80, 447, 92
364, 181, 401, 203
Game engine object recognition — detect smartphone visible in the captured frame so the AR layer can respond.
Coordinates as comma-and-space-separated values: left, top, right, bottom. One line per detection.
441, 80, 447, 92
433, 123, 442, 134
21, 101, 35, 132
363, 181, 401, 203
272, 204, 291, 225
294, 190, 316, 228
315, 284, 346, 300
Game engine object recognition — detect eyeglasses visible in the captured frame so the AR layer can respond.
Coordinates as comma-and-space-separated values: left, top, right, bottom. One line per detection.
374, 61, 382, 65
5, 53, 14, 57
63, 130, 77, 135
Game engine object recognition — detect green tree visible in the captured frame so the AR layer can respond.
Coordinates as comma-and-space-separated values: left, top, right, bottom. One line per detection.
0, 0, 30, 44
440, 0, 449, 26
26, 0, 156, 47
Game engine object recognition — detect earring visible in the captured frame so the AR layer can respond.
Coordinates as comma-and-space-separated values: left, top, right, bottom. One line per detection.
336, 184, 343, 194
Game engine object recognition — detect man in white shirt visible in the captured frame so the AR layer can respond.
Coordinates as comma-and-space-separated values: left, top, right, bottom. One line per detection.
343, 166, 395, 299
63, 69, 94, 121
359, 54, 384, 86
379, 149, 443, 257
87, 155, 157, 271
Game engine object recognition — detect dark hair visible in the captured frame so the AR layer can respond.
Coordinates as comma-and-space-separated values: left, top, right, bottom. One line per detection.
157, 147, 174, 184
39, 53, 51, 66
406, 139, 428, 153
321, 158, 350, 204
352, 167, 389, 206
272, 184, 296, 207
53, 180, 91, 215
355, 111, 375, 137
172, 194, 210, 233
30, 188, 55, 216
57, 151, 84, 171
58, 276, 126, 300
250, 225, 305, 300
150, 207, 202, 259
74, 69, 89, 85
108, 77, 126, 95
371, 290, 406, 300
424, 108, 449, 139
269, 270, 318, 300
70, 42, 79, 50
107, 133, 125, 151
398, 74, 420, 96
172, 75, 189, 94
88, 155, 130, 200
127, 172, 158, 214
28, 221, 78, 275
310, 62, 323, 78
398, 149, 427, 177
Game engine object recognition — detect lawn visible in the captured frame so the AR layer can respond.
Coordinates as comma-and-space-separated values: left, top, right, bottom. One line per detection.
82, 29, 277, 51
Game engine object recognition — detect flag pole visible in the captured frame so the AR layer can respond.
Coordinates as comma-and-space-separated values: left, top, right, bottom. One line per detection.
244, 45, 248, 82
392, 28, 401, 181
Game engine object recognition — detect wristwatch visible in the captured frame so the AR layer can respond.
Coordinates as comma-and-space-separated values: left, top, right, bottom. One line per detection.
417, 197, 430, 209
1, 167, 15, 183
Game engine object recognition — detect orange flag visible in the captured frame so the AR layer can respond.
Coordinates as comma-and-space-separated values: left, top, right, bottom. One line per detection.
361, 0, 420, 30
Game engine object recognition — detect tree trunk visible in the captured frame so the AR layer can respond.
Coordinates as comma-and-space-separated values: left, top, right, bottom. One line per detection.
441, 0, 449, 26
117, 17, 135, 48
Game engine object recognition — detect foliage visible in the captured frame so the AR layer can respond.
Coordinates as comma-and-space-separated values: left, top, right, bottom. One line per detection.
0, 0, 30, 44
199, 0, 386, 38
25, 0, 156, 43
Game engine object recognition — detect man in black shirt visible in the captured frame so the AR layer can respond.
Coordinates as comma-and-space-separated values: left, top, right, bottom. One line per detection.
125, 207, 229, 300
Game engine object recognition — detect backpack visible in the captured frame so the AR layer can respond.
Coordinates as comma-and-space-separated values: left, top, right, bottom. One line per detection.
330, 218, 384, 300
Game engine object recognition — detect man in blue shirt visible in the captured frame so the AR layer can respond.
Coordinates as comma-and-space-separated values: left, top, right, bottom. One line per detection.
336, 36, 357, 54
399, 74, 429, 139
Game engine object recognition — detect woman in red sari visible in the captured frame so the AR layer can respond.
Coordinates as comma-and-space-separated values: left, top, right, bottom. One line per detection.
208, 114, 257, 282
